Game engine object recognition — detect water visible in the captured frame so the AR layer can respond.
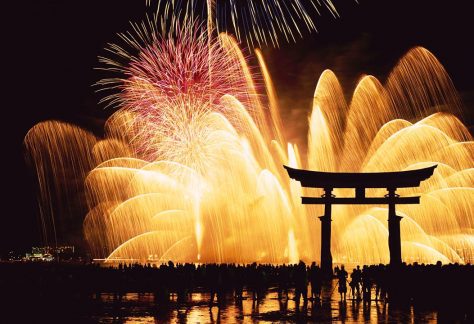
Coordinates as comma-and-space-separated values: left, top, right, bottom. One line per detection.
33, 281, 442, 323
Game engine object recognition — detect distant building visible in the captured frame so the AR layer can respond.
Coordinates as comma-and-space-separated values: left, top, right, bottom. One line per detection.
12, 246, 76, 262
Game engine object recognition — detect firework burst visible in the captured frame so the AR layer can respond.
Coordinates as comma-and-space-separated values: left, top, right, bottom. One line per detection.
150, 0, 339, 47
97, 20, 256, 167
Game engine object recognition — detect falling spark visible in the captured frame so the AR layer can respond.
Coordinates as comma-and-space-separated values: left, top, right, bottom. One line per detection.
150, 0, 340, 47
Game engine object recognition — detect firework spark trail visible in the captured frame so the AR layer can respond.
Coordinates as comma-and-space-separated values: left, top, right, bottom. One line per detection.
151, 0, 339, 47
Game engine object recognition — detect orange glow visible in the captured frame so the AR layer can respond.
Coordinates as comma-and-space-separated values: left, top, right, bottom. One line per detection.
25, 21, 473, 266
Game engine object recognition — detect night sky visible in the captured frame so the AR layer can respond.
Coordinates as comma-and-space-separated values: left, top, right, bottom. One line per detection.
3, 0, 474, 256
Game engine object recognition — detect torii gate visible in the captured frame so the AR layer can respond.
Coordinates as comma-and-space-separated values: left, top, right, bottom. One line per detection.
284, 165, 437, 276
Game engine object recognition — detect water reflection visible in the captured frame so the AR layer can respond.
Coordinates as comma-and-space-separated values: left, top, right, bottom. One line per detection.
87, 281, 438, 323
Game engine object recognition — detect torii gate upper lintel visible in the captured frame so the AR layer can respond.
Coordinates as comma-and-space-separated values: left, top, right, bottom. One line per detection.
284, 164, 437, 276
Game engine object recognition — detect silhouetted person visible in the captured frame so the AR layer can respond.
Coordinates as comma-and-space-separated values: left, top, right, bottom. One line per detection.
337, 265, 348, 301
232, 266, 244, 300
350, 265, 362, 300
255, 265, 268, 301
309, 262, 322, 301
216, 266, 227, 306
373, 264, 384, 301
294, 261, 308, 309
277, 265, 290, 300
208, 265, 219, 306
248, 263, 259, 301
361, 265, 373, 302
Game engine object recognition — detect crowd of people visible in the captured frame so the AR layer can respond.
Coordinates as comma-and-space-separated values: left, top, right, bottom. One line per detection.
1, 260, 472, 309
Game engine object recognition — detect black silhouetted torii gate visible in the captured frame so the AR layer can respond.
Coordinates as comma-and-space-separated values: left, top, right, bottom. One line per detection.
284, 165, 437, 276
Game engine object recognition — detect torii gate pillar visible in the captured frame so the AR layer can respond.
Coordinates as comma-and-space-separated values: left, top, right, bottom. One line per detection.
319, 188, 333, 277
387, 188, 403, 266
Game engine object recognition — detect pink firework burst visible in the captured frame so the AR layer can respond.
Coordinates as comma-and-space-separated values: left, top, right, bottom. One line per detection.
98, 20, 257, 161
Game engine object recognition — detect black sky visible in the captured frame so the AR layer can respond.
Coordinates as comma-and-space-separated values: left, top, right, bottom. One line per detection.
3, 0, 474, 255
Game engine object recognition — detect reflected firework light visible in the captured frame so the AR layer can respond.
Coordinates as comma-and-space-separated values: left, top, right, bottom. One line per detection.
25, 17, 473, 265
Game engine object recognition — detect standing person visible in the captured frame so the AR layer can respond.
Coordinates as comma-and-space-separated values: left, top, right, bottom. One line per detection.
337, 265, 348, 301
207, 264, 221, 306
294, 261, 308, 309
233, 265, 244, 300
350, 265, 362, 300
309, 262, 322, 301
361, 265, 372, 302
277, 265, 290, 300
248, 263, 259, 301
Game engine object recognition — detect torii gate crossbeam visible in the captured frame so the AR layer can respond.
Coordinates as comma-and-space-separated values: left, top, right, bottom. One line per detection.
284, 165, 437, 277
